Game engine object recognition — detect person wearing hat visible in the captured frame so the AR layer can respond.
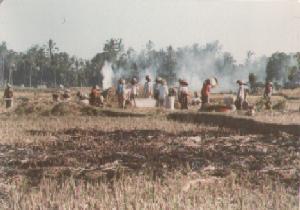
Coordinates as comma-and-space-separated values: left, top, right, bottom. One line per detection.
130, 77, 138, 108
235, 80, 246, 110
178, 79, 189, 109
62, 89, 71, 101
144, 75, 153, 98
76, 91, 89, 105
264, 81, 273, 98
201, 79, 212, 109
3, 83, 13, 108
158, 80, 169, 108
264, 81, 273, 109
154, 77, 162, 107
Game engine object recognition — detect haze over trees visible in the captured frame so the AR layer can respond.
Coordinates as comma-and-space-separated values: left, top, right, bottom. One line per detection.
0, 39, 299, 90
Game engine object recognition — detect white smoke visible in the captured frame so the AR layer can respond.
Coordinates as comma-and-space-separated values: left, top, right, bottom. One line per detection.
101, 61, 113, 89
100, 42, 269, 92
177, 49, 268, 92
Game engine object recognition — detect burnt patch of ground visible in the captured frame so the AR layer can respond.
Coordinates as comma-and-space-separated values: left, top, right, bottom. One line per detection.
168, 112, 300, 136
1, 128, 299, 190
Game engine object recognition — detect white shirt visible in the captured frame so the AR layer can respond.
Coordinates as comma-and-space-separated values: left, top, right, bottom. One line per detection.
159, 85, 169, 99
237, 85, 245, 100
179, 86, 188, 94
131, 84, 138, 95
144, 81, 153, 95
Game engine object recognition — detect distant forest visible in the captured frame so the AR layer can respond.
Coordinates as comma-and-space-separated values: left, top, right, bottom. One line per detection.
0, 39, 300, 90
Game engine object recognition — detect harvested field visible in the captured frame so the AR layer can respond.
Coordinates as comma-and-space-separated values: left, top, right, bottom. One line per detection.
169, 112, 300, 135
0, 114, 299, 209
0, 89, 299, 209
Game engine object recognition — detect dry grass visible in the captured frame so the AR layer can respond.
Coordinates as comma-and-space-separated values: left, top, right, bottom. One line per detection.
0, 115, 299, 209
0, 89, 299, 209
4, 173, 298, 210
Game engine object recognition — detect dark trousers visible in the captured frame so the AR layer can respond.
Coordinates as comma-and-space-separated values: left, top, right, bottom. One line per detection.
201, 95, 209, 104
6, 100, 12, 108
181, 94, 188, 109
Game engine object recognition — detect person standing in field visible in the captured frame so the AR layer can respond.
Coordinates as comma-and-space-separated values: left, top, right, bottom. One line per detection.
116, 79, 126, 109
130, 77, 138, 108
178, 79, 189, 109
235, 80, 246, 110
159, 80, 169, 107
144, 75, 153, 98
201, 79, 211, 109
3, 83, 13, 109
154, 77, 162, 107
264, 81, 273, 109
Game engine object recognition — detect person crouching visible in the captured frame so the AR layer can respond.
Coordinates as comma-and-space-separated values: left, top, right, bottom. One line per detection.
89, 85, 101, 106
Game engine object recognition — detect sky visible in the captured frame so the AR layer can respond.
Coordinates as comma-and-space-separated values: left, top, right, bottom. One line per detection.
1, 0, 300, 63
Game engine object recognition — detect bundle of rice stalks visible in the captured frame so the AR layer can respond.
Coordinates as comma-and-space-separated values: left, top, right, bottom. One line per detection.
15, 101, 52, 115
51, 102, 82, 116
80, 106, 100, 116
255, 97, 267, 111
272, 100, 287, 110
102, 87, 118, 106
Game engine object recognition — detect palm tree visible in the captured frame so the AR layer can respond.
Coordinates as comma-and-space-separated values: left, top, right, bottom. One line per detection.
47, 39, 58, 87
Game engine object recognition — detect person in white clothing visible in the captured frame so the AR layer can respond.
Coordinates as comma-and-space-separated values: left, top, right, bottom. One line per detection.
154, 77, 162, 107
235, 80, 246, 110
144, 75, 153, 98
159, 80, 169, 107
130, 77, 138, 107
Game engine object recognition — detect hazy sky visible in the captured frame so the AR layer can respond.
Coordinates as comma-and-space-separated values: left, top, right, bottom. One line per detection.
1, 0, 300, 62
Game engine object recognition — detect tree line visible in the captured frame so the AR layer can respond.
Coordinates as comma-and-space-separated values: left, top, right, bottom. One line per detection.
0, 39, 299, 89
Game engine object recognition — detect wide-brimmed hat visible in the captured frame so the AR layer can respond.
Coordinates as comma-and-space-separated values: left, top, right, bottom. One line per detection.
205, 79, 211, 85
131, 77, 138, 84
209, 77, 218, 87
236, 80, 245, 85
180, 79, 188, 86
156, 77, 162, 82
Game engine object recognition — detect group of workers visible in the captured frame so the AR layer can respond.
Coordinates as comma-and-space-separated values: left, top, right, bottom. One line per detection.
53, 85, 104, 106
116, 77, 138, 109
234, 80, 273, 110
115, 76, 191, 109
1, 76, 274, 111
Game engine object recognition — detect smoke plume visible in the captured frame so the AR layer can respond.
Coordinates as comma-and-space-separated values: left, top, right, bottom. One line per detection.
101, 61, 113, 90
